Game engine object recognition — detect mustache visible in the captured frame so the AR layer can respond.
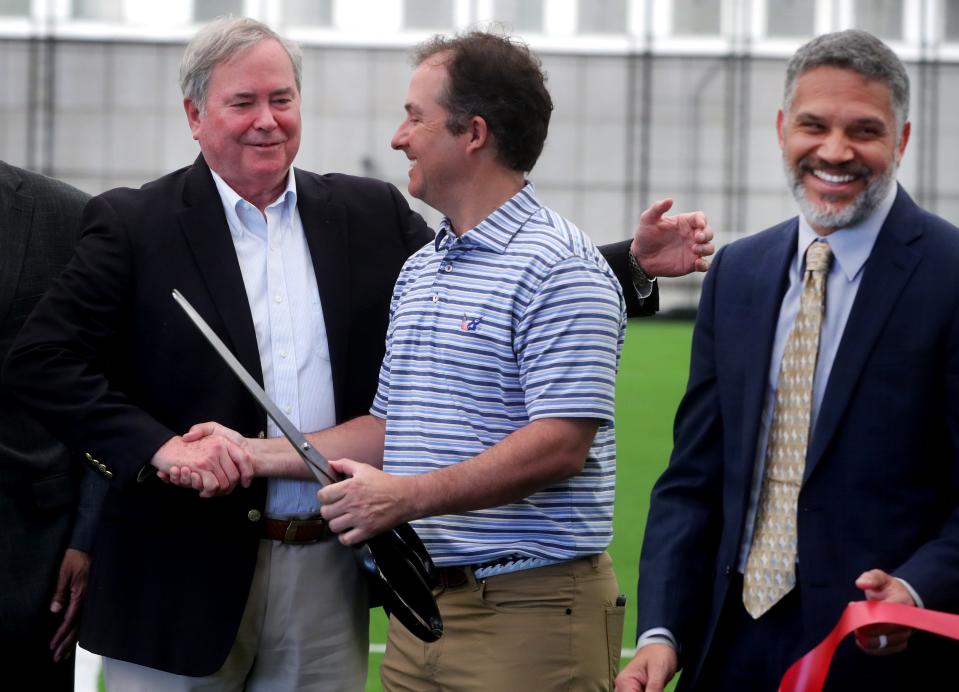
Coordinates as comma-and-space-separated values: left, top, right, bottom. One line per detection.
797, 155, 872, 179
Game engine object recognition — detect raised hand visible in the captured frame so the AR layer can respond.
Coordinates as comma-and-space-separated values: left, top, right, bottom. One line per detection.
631, 199, 714, 278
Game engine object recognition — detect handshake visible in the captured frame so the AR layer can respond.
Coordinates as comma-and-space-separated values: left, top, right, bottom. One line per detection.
150, 422, 254, 497
149, 416, 418, 546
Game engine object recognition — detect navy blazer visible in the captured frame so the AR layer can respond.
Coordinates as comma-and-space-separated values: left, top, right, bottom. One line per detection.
636, 186, 959, 688
4, 155, 434, 675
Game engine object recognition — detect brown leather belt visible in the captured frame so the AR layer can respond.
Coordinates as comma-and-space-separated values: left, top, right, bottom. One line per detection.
433, 565, 472, 589
262, 516, 331, 545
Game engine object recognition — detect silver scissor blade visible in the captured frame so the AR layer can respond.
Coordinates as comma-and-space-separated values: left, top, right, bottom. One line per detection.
171, 289, 338, 486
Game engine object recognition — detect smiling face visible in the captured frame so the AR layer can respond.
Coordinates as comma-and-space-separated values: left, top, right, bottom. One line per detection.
390, 54, 471, 215
778, 65, 910, 235
184, 38, 301, 209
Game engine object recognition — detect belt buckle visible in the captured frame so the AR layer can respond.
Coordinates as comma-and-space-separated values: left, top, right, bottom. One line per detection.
283, 520, 302, 544
283, 519, 324, 545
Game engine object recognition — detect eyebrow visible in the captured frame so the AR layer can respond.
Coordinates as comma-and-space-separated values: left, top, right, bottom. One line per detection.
230, 87, 297, 100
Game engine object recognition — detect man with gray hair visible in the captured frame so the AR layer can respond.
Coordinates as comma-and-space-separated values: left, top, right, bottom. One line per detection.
5, 16, 407, 691
5, 15, 713, 692
617, 30, 959, 692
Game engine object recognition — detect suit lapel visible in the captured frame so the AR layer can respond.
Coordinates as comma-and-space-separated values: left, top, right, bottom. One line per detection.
295, 169, 350, 421
804, 187, 922, 480
0, 164, 33, 326
739, 221, 797, 480
177, 156, 265, 386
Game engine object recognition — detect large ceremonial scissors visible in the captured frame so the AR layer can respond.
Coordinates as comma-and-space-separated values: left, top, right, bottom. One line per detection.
172, 289, 443, 643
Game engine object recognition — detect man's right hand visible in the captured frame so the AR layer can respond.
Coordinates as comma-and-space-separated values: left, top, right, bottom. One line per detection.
615, 643, 678, 692
151, 433, 253, 497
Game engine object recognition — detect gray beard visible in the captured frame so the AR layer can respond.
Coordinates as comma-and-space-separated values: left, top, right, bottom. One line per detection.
784, 157, 897, 231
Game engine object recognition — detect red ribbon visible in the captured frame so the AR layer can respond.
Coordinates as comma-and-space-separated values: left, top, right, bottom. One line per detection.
778, 600, 959, 692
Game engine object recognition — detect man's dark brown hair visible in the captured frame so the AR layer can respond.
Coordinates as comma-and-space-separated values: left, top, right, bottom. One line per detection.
414, 31, 553, 173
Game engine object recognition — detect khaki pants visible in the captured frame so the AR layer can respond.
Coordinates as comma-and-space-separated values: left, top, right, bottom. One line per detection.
381, 552, 625, 692
104, 537, 369, 692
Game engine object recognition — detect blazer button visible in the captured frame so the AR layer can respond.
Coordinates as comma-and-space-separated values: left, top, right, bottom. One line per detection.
257, 431, 266, 439
724, 565, 732, 576
248, 509, 262, 522
103, 469, 114, 479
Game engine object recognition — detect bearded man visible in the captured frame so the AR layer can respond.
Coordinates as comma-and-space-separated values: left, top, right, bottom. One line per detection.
616, 29, 959, 692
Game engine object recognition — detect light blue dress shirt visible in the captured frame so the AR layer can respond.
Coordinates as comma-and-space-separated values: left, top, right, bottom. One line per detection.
736, 184, 896, 571
210, 169, 335, 517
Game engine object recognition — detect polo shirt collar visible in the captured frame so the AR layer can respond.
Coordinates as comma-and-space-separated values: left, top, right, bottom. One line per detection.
434, 182, 542, 253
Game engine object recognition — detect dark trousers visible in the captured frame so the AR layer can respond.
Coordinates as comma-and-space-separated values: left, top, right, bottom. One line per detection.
687, 573, 957, 692
0, 634, 75, 692
689, 573, 803, 692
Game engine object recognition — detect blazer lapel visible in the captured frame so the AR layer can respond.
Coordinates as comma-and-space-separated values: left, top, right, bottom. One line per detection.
0, 164, 33, 326
177, 156, 265, 386
295, 169, 350, 421
804, 187, 922, 480
739, 221, 797, 481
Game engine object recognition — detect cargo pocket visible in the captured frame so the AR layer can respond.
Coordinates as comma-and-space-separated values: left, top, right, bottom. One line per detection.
606, 600, 626, 686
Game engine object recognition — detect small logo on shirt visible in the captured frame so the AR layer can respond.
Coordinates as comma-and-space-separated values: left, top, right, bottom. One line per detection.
460, 314, 483, 332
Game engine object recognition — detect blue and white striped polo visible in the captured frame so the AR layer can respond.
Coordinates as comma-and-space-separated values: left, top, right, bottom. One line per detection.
370, 183, 626, 567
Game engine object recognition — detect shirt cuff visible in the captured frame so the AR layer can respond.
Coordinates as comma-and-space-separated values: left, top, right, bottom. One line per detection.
895, 577, 924, 608
636, 627, 678, 652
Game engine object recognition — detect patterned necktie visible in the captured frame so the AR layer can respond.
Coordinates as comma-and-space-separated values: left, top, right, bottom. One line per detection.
743, 240, 833, 619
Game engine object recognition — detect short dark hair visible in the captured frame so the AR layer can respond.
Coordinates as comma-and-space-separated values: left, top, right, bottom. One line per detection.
413, 31, 553, 173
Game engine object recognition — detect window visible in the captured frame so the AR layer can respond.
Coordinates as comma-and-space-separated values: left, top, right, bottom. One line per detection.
72, 0, 122, 21
0, 0, 30, 16
945, 0, 959, 41
854, 0, 903, 41
284, 0, 333, 27
578, 0, 627, 34
766, 0, 814, 38
673, 0, 721, 36
194, 0, 244, 23
493, 0, 543, 33
404, 0, 454, 30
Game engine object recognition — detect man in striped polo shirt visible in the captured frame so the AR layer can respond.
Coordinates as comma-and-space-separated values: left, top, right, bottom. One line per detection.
180, 31, 635, 690
331, 31, 625, 689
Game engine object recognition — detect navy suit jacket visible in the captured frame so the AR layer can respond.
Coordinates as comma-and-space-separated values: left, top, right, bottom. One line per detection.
0, 162, 105, 657
636, 186, 959, 688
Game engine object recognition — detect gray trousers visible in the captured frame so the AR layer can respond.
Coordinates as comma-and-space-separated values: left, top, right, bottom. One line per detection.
103, 537, 369, 691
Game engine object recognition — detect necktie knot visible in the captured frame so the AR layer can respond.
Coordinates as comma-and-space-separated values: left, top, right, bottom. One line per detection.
805, 241, 832, 275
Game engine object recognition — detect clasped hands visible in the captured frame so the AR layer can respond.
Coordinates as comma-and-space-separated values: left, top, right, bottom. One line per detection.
151, 426, 253, 498
153, 423, 414, 544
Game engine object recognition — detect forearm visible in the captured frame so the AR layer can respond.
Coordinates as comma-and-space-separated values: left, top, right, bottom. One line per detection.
406, 417, 598, 519
253, 414, 386, 478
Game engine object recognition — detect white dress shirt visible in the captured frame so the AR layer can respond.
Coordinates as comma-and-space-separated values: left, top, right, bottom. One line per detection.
210, 169, 335, 516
